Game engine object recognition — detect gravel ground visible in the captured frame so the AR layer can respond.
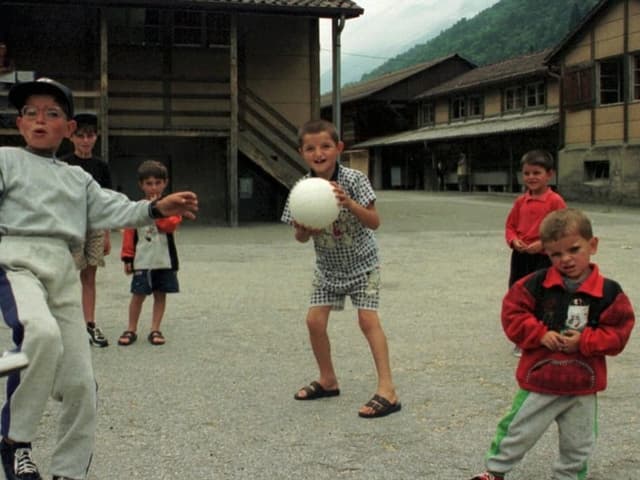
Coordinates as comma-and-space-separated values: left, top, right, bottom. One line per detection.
4, 191, 639, 479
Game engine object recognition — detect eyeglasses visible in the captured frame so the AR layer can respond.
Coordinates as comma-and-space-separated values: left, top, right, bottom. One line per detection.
20, 105, 66, 120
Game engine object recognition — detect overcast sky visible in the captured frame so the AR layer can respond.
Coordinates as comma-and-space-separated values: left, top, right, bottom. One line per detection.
319, 0, 500, 88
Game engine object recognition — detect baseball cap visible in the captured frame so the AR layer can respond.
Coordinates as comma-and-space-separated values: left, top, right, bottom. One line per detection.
9, 77, 74, 118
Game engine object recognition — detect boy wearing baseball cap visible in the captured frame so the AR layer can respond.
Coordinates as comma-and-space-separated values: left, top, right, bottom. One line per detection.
0, 78, 198, 480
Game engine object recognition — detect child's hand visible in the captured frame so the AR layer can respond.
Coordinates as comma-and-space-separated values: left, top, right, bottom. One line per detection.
156, 192, 198, 219
523, 240, 543, 254
330, 182, 353, 209
103, 232, 111, 256
540, 331, 567, 352
511, 238, 527, 252
292, 221, 323, 242
124, 263, 133, 275
561, 329, 581, 354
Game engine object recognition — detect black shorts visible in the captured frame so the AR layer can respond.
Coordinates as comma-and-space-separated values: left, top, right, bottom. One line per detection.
130, 269, 179, 295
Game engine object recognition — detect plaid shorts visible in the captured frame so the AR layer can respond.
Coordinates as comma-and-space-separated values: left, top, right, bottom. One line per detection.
310, 267, 380, 311
71, 229, 107, 270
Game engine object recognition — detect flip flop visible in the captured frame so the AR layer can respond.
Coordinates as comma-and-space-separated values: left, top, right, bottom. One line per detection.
358, 394, 402, 418
117, 331, 137, 346
294, 381, 340, 400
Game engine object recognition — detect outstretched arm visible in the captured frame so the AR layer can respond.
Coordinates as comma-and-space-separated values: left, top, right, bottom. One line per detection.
153, 192, 198, 220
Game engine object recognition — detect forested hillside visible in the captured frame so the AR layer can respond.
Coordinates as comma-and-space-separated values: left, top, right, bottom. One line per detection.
359, 0, 600, 83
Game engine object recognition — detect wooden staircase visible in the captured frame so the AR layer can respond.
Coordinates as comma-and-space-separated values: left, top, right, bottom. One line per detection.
238, 87, 306, 189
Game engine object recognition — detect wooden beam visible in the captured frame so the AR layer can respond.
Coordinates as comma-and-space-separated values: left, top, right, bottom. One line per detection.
99, 8, 109, 163
228, 14, 239, 227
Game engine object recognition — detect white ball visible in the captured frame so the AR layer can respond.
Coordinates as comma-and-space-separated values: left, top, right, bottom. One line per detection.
289, 177, 339, 229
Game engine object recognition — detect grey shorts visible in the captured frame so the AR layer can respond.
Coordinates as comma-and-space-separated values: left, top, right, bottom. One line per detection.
310, 267, 380, 311
71, 230, 106, 270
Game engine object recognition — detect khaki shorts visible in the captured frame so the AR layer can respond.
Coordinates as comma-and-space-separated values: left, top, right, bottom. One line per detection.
71, 230, 107, 270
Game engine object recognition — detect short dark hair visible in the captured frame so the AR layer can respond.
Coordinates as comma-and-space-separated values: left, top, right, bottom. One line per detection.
137, 160, 168, 181
297, 119, 339, 147
521, 149, 554, 171
73, 113, 97, 134
540, 208, 593, 244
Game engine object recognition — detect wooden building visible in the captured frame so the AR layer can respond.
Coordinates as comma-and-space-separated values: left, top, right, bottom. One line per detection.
319, 54, 475, 183
0, 0, 363, 224
545, 0, 640, 204
354, 49, 561, 191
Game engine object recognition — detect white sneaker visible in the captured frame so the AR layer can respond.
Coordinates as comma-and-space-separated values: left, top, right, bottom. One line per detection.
0, 351, 29, 377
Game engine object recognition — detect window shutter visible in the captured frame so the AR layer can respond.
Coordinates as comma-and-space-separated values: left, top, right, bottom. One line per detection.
563, 65, 594, 110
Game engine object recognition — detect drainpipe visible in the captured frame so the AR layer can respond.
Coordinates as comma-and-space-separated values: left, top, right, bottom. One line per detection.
331, 15, 345, 137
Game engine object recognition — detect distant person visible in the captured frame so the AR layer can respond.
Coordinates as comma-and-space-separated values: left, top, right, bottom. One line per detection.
281, 119, 400, 418
469, 208, 635, 480
118, 160, 182, 347
505, 150, 566, 355
0, 78, 197, 480
0, 42, 14, 75
436, 160, 446, 191
456, 153, 470, 191
63, 113, 112, 347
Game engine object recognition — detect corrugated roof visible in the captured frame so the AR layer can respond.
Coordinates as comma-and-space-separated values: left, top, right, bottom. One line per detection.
353, 111, 559, 147
416, 49, 553, 100
15, 0, 364, 18
321, 54, 474, 107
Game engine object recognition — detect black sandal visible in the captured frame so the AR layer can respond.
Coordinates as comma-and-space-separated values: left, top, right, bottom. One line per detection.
117, 331, 137, 346
294, 381, 340, 400
358, 394, 402, 418
148, 330, 165, 346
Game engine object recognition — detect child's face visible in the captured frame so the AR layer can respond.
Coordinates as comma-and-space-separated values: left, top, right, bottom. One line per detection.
69, 128, 97, 157
139, 176, 167, 200
544, 232, 598, 280
299, 131, 344, 180
16, 95, 75, 154
522, 163, 553, 195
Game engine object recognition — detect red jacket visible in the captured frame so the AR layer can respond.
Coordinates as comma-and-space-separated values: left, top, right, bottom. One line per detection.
502, 264, 634, 395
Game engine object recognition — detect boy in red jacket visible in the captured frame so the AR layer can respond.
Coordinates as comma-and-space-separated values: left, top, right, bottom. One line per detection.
118, 160, 182, 346
470, 208, 634, 480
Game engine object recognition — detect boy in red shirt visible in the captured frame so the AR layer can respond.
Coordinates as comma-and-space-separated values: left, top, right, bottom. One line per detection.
470, 208, 634, 480
505, 150, 566, 355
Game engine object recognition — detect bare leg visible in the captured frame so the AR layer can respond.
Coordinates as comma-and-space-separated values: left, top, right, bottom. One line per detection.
357, 309, 398, 415
295, 306, 339, 398
127, 294, 145, 333
150, 291, 166, 332
79, 265, 97, 324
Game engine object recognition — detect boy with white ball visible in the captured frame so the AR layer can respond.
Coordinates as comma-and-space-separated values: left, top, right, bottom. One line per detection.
281, 119, 400, 418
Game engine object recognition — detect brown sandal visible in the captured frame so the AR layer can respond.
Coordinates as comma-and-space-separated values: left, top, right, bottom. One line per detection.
147, 330, 165, 346
117, 331, 137, 346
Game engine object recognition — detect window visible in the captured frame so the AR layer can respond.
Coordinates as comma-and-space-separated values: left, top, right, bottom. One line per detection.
633, 54, 640, 100
107, 9, 229, 47
600, 57, 624, 105
451, 96, 466, 120
108, 9, 161, 46
525, 82, 546, 107
584, 160, 609, 181
173, 11, 230, 47
468, 95, 482, 117
419, 102, 434, 126
173, 10, 203, 46
563, 65, 593, 110
504, 86, 523, 111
